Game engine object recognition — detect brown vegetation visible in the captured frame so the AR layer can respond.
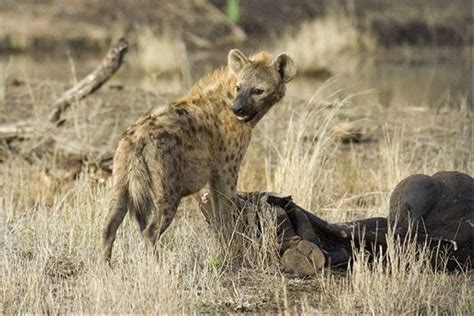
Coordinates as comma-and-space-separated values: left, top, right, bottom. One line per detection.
1, 63, 472, 312
0, 0, 472, 313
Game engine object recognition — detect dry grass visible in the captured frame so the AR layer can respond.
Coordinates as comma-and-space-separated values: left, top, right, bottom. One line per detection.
1, 1, 472, 311
304, 236, 473, 314
280, 9, 376, 75
1, 71, 472, 313
132, 28, 188, 77
280, 4, 472, 76
130, 27, 191, 93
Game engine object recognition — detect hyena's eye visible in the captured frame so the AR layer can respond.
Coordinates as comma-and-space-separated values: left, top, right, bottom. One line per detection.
252, 88, 264, 95
236, 85, 241, 92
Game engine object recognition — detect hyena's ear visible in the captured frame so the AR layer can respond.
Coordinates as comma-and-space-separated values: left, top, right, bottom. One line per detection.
272, 53, 296, 83
228, 49, 249, 76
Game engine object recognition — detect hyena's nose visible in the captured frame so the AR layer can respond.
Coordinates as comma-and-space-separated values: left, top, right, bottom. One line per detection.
232, 100, 246, 115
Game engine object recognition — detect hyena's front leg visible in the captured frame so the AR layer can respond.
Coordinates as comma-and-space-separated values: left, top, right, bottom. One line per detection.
208, 170, 240, 249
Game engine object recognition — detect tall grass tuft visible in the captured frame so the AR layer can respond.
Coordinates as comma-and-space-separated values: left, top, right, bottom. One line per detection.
130, 27, 191, 91
281, 10, 376, 75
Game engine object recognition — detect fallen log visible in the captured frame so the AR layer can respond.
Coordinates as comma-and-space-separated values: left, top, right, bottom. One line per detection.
48, 37, 128, 125
0, 36, 129, 140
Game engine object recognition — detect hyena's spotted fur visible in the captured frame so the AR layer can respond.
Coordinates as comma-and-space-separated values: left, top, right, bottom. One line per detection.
102, 49, 296, 262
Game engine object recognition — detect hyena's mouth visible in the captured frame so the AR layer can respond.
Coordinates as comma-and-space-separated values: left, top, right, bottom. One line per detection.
236, 113, 257, 123
236, 114, 251, 122
235, 108, 259, 123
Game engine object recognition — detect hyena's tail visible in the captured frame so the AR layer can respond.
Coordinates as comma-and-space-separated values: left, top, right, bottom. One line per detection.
127, 151, 155, 232
102, 141, 154, 263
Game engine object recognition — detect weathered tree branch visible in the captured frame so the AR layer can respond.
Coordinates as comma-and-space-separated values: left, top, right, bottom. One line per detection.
0, 120, 37, 139
49, 37, 129, 125
0, 36, 129, 140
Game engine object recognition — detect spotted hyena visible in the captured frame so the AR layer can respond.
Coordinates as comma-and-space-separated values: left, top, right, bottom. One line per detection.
102, 49, 296, 262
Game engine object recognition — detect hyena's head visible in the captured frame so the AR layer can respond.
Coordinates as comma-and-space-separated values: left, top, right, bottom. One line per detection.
228, 49, 296, 125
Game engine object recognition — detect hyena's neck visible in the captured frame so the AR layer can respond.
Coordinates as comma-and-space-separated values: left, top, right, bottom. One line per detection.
187, 66, 236, 102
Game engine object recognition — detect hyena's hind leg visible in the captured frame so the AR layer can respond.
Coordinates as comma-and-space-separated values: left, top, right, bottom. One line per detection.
141, 134, 183, 251
102, 187, 129, 264
142, 193, 182, 250
132, 209, 149, 232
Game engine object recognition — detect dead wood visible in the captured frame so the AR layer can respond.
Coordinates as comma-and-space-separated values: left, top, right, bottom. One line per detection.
0, 36, 128, 140
48, 37, 128, 125
0, 36, 128, 173
0, 120, 37, 139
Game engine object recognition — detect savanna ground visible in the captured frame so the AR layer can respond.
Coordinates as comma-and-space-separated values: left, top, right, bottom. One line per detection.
1, 0, 473, 314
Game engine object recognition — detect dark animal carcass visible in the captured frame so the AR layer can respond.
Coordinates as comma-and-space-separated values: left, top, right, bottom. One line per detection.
232, 171, 473, 274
